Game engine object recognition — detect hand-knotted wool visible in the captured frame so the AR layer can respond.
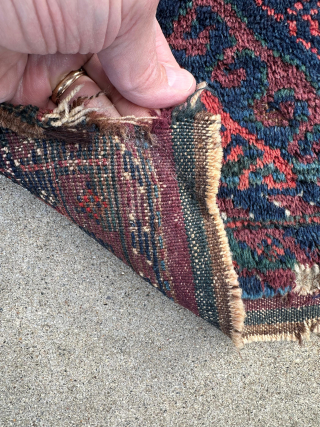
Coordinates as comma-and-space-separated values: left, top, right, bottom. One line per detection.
1, 0, 320, 347
157, 0, 320, 344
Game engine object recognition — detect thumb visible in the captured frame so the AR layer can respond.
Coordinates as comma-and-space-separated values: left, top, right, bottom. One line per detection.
97, 0, 196, 109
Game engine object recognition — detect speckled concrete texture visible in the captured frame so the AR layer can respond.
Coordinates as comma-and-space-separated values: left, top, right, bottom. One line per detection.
1, 174, 320, 427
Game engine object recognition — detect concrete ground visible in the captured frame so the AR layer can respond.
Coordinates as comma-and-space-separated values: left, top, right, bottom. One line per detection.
0, 173, 320, 427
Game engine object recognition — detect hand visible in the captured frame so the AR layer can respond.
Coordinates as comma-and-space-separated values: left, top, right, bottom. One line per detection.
0, 0, 196, 117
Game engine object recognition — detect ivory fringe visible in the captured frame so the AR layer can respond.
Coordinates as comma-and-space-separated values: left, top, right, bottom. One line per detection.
42, 85, 159, 128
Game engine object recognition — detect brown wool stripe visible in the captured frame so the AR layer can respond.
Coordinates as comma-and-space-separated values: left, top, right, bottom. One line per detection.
242, 320, 320, 344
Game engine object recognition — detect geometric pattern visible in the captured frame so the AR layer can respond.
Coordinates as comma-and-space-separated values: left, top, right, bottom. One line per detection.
157, 0, 320, 342
0, 88, 244, 347
2, 0, 320, 346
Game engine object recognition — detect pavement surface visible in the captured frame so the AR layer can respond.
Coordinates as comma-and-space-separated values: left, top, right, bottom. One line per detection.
1, 173, 320, 427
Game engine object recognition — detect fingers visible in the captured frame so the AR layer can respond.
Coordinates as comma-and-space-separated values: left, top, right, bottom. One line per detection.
9, 52, 121, 117
5, 49, 153, 118
0, 47, 27, 103
0, 0, 114, 55
57, 75, 121, 118
10, 53, 91, 109
1, 0, 196, 113
98, 3, 196, 109
48, 54, 151, 118
83, 54, 157, 117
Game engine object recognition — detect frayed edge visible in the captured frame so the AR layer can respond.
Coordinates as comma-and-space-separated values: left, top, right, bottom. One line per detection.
205, 113, 246, 349
0, 104, 44, 138
42, 84, 160, 129
190, 82, 208, 107
43, 85, 100, 127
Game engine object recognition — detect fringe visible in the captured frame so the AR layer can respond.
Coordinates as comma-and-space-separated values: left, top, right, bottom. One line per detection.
42, 85, 159, 128
40, 85, 160, 144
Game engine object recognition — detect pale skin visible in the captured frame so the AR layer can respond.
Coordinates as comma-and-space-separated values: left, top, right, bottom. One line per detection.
0, 0, 196, 117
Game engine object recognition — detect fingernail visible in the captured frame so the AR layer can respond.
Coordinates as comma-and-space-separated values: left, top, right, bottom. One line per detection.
164, 65, 195, 92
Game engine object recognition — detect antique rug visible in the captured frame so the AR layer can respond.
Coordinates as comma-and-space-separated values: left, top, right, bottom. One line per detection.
2, 0, 320, 347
